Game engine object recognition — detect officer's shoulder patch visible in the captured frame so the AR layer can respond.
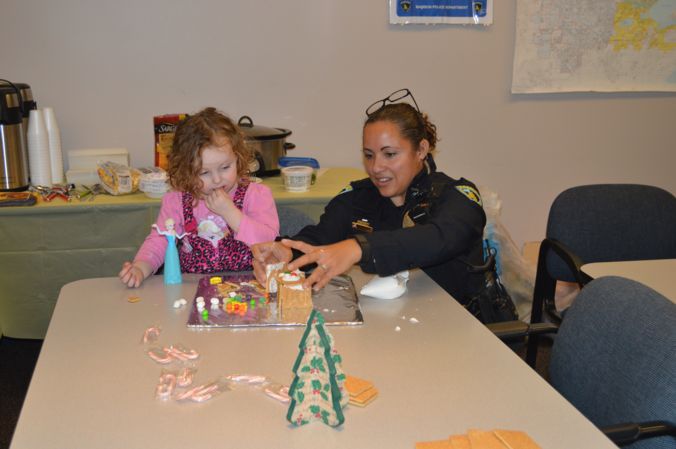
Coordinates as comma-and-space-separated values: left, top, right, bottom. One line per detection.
341, 178, 371, 195
338, 184, 353, 195
455, 185, 483, 206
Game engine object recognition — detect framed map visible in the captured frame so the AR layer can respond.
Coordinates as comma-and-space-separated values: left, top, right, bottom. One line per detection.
512, 0, 676, 93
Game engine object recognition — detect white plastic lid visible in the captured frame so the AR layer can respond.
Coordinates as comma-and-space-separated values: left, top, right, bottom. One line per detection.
281, 165, 313, 176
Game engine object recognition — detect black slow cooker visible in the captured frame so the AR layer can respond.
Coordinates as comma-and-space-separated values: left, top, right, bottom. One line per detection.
238, 116, 295, 177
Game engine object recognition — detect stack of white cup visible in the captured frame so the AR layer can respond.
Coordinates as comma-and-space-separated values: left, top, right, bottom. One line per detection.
27, 109, 52, 187
43, 107, 64, 185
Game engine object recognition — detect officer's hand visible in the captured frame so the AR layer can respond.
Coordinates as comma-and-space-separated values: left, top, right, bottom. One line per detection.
251, 241, 293, 285
285, 239, 361, 291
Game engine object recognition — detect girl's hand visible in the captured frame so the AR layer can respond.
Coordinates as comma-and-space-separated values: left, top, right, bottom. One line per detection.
205, 188, 242, 232
205, 188, 235, 217
251, 241, 293, 285
285, 239, 362, 291
118, 261, 152, 288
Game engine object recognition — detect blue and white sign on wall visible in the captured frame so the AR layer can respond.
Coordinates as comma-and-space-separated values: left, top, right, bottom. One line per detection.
390, 0, 492, 25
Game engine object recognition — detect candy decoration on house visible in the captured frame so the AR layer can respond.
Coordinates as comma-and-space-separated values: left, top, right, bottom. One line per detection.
152, 218, 188, 285
287, 310, 348, 427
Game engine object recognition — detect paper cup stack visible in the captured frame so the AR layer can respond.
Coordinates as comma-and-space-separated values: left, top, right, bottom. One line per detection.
26, 107, 65, 186
27, 109, 52, 187
43, 107, 64, 184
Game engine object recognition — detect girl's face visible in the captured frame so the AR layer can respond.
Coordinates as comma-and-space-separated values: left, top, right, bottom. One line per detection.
198, 141, 239, 196
362, 120, 429, 207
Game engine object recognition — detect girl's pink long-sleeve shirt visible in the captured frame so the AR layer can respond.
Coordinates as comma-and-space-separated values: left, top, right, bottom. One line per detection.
134, 183, 279, 272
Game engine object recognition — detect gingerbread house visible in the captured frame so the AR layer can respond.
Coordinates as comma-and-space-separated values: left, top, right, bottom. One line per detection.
267, 268, 313, 323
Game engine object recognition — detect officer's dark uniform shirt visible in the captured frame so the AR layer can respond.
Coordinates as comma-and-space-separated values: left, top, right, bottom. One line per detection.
290, 168, 487, 303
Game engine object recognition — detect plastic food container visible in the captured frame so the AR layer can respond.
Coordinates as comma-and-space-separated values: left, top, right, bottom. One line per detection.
281, 166, 313, 193
138, 167, 169, 198
278, 156, 319, 185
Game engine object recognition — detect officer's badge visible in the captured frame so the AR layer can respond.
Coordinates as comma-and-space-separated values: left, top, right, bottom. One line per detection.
400, 0, 411, 12
455, 185, 482, 206
352, 218, 373, 233
338, 184, 353, 195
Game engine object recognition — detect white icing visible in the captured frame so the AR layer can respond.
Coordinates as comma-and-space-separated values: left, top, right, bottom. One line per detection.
281, 272, 301, 282
268, 278, 278, 293
359, 270, 410, 300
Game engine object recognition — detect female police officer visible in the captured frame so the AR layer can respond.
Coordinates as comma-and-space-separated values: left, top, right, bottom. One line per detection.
252, 89, 487, 307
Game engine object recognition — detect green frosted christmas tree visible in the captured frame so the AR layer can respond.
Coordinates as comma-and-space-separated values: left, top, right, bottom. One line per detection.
286, 310, 348, 427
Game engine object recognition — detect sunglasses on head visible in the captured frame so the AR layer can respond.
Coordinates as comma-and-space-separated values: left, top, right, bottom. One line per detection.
365, 88, 421, 116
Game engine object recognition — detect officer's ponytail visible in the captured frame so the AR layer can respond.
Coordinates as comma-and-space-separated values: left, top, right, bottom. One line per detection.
364, 103, 438, 154
419, 112, 438, 151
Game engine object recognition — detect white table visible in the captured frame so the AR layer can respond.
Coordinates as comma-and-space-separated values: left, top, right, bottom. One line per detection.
582, 259, 676, 302
10, 269, 616, 449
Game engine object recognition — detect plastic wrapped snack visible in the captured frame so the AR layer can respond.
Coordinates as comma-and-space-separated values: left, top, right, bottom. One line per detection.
96, 161, 141, 195
137, 166, 169, 198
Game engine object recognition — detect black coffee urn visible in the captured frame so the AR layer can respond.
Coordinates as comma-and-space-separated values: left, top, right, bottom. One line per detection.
0, 80, 32, 191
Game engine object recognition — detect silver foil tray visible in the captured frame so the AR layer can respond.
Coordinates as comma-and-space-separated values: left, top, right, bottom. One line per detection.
187, 272, 363, 328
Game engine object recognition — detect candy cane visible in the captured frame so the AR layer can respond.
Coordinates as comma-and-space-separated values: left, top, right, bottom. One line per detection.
164, 346, 188, 361
147, 348, 173, 364
176, 367, 195, 387
166, 345, 199, 360
143, 326, 161, 344
191, 392, 214, 402
156, 373, 176, 400
226, 374, 267, 384
264, 385, 290, 403
176, 383, 219, 402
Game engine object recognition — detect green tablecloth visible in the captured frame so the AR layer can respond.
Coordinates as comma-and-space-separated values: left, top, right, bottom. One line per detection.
0, 168, 365, 338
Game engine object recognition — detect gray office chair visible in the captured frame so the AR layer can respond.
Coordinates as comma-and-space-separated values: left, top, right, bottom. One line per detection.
526, 184, 676, 366
277, 205, 315, 237
554, 276, 676, 448
496, 276, 676, 448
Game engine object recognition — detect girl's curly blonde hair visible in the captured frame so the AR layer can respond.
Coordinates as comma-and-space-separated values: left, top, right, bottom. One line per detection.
168, 107, 252, 201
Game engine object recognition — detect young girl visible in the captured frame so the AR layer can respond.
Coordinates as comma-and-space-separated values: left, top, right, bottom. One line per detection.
119, 107, 279, 288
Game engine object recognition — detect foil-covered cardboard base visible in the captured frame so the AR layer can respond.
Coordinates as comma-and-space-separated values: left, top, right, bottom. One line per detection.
187, 272, 363, 328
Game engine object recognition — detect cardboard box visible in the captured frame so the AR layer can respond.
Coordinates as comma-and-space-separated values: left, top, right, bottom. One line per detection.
68, 148, 129, 170
154, 114, 186, 170
522, 241, 540, 267
66, 168, 100, 186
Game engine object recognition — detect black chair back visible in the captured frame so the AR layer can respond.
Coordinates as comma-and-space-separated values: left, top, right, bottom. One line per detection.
277, 206, 315, 237
546, 184, 676, 282
526, 184, 676, 366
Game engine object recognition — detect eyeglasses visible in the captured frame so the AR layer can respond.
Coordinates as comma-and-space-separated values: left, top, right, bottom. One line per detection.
365, 88, 420, 116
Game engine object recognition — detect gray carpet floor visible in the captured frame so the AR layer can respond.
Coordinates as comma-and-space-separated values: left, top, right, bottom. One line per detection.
0, 337, 42, 449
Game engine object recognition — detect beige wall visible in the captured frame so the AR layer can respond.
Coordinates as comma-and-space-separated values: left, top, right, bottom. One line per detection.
2, 0, 674, 247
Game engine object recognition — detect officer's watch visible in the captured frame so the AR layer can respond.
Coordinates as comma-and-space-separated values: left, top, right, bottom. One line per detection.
351, 233, 372, 264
